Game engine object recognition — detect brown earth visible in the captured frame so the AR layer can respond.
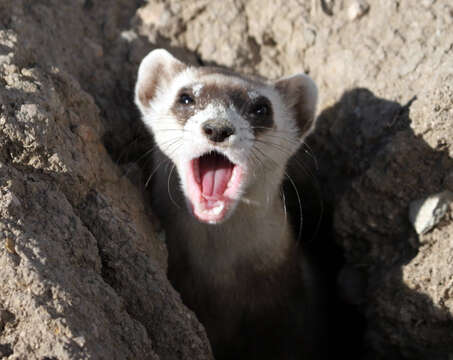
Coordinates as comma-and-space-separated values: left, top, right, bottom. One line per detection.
1, 0, 452, 359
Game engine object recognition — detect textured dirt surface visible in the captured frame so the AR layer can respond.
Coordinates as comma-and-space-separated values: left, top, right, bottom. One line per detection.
1, 0, 452, 359
0, 1, 212, 359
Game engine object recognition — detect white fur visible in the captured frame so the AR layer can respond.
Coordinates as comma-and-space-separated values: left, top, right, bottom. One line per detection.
135, 49, 318, 249
192, 83, 204, 96
134, 53, 322, 356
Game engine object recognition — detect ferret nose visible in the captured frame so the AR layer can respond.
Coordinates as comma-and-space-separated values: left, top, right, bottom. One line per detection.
202, 120, 235, 143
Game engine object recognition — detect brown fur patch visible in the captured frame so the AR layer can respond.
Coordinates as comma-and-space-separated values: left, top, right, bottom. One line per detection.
138, 63, 163, 107
138, 61, 186, 109
275, 80, 313, 136
171, 86, 197, 125
172, 61, 187, 74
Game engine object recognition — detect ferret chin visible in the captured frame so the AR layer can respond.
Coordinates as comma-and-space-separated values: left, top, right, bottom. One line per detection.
135, 48, 323, 360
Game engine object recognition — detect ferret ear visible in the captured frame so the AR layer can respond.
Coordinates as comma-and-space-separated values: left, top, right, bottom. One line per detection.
274, 74, 318, 136
135, 49, 187, 113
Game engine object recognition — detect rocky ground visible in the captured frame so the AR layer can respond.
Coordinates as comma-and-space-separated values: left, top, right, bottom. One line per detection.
0, 0, 452, 359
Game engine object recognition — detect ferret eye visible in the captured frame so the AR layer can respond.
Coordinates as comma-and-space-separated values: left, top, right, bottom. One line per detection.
251, 103, 269, 116
179, 93, 195, 105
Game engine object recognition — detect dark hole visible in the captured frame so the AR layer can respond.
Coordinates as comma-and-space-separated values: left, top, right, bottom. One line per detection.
0, 343, 13, 358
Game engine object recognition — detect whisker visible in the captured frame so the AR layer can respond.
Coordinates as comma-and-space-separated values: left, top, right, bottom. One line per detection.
120, 142, 161, 180
242, 125, 319, 172
251, 146, 280, 208
288, 153, 318, 187
242, 125, 319, 169
248, 149, 266, 175
300, 141, 319, 171
115, 136, 143, 164
240, 126, 297, 136
287, 157, 324, 244
279, 187, 288, 243
144, 138, 184, 187
250, 125, 292, 132
251, 143, 304, 231
167, 163, 182, 209
250, 141, 322, 245
259, 132, 300, 145
251, 144, 275, 169
141, 136, 180, 158
156, 128, 186, 132
145, 157, 168, 188
253, 139, 294, 156
255, 148, 273, 208
284, 171, 303, 244
252, 138, 320, 186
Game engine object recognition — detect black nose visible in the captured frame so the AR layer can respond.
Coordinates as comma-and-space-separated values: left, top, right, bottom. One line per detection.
202, 120, 235, 143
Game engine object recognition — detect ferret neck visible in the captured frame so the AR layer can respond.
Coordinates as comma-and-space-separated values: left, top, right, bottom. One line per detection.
184, 190, 294, 276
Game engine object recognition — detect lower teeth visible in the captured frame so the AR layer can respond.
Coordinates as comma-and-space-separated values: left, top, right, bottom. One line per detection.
198, 202, 224, 216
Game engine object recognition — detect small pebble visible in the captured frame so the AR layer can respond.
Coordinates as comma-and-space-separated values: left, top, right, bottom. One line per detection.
409, 191, 453, 235
421, 0, 436, 8
348, 0, 370, 21
5, 238, 16, 254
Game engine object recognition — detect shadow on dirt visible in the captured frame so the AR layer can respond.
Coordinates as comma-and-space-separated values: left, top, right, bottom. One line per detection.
289, 88, 453, 359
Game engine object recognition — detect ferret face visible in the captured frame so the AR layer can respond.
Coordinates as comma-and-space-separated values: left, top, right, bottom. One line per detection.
135, 49, 318, 224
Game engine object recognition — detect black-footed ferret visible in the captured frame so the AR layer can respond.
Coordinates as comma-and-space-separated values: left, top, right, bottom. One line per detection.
135, 49, 322, 360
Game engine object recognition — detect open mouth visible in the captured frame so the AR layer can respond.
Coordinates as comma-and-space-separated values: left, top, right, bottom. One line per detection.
186, 151, 243, 223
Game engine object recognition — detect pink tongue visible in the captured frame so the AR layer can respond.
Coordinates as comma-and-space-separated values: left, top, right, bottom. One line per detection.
199, 154, 233, 197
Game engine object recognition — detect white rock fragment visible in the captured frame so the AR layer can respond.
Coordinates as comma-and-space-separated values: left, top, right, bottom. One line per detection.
348, 0, 370, 21
0, 191, 21, 209
120, 30, 138, 42
409, 191, 453, 235
421, 0, 436, 8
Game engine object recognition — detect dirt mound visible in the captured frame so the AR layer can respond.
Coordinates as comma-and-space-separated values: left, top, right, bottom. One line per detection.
0, 1, 212, 359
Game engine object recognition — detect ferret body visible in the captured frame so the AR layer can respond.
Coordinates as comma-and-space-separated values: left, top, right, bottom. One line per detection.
135, 49, 322, 359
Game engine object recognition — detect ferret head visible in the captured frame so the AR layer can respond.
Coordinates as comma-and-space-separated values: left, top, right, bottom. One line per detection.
135, 49, 318, 224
